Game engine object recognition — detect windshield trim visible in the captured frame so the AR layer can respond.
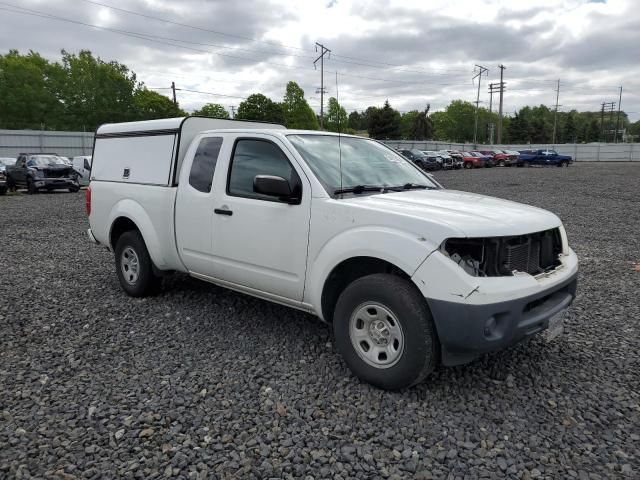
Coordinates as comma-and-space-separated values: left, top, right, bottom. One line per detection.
286, 133, 440, 199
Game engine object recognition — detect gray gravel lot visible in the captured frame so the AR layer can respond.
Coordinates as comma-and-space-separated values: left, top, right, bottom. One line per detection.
1, 163, 639, 479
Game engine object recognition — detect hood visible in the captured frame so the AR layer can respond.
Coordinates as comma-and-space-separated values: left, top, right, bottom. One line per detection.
340, 189, 561, 238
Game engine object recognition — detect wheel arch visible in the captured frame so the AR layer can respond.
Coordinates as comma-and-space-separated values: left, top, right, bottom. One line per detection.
320, 256, 413, 324
107, 199, 168, 269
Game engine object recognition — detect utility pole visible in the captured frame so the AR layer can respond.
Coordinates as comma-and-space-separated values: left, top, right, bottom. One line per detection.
552, 79, 561, 145
600, 102, 605, 142
171, 82, 177, 106
313, 42, 331, 129
230, 106, 236, 119
600, 101, 615, 141
472, 64, 488, 144
488, 83, 501, 145
614, 86, 622, 143
497, 64, 506, 144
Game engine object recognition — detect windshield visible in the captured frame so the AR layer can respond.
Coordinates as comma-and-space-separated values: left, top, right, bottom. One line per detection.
27, 156, 67, 166
0, 158, 16, 166
287, 135, 437, 194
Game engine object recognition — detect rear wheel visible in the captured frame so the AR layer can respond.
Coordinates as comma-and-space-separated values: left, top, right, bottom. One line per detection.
0, 186, 6, 195
498, 160, 506, 167
333, 273, 439, 390
558, 161, 568, 168
69, 185, 80, 193
115, 230, 160, 297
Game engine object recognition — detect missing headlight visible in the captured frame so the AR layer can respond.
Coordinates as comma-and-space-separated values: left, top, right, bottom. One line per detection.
441, 228, 562, 277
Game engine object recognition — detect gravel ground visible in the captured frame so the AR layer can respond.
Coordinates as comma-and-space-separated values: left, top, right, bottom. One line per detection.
1, 163, 639, 480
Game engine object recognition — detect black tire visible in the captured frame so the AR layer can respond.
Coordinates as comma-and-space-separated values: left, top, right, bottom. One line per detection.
464, 162, 472, 169
333, 273, 439, 390
27, 177, 38, 194
558, 161, 568, 168
498, 160, 506, 167
0, 186, 6, 195
114, 230, 160, 297
69, 186, 80, 193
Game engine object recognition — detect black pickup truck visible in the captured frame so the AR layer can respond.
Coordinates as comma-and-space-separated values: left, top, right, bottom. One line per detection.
6, 153, 80, 194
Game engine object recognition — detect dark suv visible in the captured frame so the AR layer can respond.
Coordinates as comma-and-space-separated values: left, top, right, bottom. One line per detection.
398, 149, 440, 171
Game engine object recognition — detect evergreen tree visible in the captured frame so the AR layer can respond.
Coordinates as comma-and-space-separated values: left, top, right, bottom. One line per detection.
367, 100, 401, 139
282, 81, 318, 129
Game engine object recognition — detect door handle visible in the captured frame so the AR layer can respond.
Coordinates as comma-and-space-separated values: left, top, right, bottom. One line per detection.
214, 208, 233, 216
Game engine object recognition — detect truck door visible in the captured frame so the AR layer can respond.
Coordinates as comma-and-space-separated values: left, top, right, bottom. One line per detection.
13, 156, 27, 185
175, 135, 227, 276
209, 135, 311, 302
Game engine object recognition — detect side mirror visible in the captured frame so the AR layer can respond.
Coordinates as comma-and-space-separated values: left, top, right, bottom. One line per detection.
253, 175, 299, 204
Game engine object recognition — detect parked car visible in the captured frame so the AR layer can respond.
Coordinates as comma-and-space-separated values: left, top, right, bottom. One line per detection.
87, 117, 578, 390
422, 151, 454, 170
72, 155, 93, 186
5, 153, 80, 193
398, 149, 439, 171
445, 151, 464, 169
517, 149, 573, 167
471, 151, 495, 167
460, 152, 486, 169
479, 150, 514, 167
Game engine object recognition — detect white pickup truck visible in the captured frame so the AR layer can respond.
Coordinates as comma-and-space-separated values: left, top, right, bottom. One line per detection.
87, 116, 578, 390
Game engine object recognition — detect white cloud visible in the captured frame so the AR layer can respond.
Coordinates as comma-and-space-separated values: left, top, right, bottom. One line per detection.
1, 0, 637, 119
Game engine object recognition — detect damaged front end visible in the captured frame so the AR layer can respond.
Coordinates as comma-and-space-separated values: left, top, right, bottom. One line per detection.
440, 228, 563, 277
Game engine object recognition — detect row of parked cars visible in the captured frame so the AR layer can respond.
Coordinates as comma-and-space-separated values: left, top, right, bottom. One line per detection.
397, 148, 573, 171
0, 154, 92, 195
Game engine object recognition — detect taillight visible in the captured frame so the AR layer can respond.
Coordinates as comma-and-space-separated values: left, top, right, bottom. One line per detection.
85, 186, 91, 216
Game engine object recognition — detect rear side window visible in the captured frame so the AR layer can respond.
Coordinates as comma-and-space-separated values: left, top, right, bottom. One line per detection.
189, 137, 223, 193
228, 139, 300, 201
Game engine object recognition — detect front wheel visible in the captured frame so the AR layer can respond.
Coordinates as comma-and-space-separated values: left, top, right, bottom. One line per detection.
69, 186, 80, 193
464, 162, 472, 169
27, 177, 38, 194
115, 230, 160, 297
558, 161, 568, 168
498, 160, 506, 167
333, 274, 439, 390
0, 186, 6, 196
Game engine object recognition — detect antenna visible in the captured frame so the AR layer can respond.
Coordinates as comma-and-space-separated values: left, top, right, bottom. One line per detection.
335, 70, 343, 193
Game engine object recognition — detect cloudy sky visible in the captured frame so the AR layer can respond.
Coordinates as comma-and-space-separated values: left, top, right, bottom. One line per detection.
1, 0, 638, 120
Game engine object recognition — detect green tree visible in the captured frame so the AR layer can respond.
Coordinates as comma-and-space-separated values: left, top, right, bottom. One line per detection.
58, 50, 138, 130
409, 105, 433, 140
192, 103, 229, 118
0, 50, 64, 129
236, 93, 284, 124
133, 88, 186, 120
563, 112, 577, 143
400, 111, 418, 139
325, 97, 348, 132
367, 100, 401, 139
431, 100, 476, 142
585, 118, 601, 142
282, 81, 318, 129
348, 111, 366, 131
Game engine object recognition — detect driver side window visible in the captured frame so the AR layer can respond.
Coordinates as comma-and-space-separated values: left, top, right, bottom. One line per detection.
227, 139, 301, 202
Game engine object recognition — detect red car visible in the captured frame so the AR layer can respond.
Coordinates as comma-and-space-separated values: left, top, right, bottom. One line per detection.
479, 150, 515, 167
461, 152, 486, 169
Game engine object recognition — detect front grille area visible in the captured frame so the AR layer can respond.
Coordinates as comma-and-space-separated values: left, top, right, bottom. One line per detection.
43, 168, 72, 178
443, 228, 563, 277
499, 228, 562, 275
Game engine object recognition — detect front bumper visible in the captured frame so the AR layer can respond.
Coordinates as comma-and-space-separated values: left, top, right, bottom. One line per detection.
34, 178, 78, 189
428, 272, 577, 365
412, 248, 579, 366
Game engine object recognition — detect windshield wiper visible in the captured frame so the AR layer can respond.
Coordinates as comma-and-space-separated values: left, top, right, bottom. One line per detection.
334, 185, 387, 195
401, 183, 435, 190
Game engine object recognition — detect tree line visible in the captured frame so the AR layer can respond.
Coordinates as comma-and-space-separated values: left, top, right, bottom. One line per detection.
2, 50, 638, 142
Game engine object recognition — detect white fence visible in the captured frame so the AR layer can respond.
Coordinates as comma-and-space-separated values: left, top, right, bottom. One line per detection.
0, 129, 94, 158
382, 141, 640, 162
0, 129, 638, 162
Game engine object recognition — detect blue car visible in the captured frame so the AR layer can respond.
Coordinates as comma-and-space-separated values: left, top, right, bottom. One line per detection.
517, 149, 572, 167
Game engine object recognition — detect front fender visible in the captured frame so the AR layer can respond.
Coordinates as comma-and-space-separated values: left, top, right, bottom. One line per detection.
305, 227, 438, 317
108, 199, 168, 269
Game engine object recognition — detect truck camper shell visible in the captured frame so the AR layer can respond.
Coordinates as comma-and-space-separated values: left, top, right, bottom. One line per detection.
92, 116, 285, 187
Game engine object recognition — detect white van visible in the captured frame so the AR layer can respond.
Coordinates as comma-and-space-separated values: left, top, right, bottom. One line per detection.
72, 156, 92, 186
